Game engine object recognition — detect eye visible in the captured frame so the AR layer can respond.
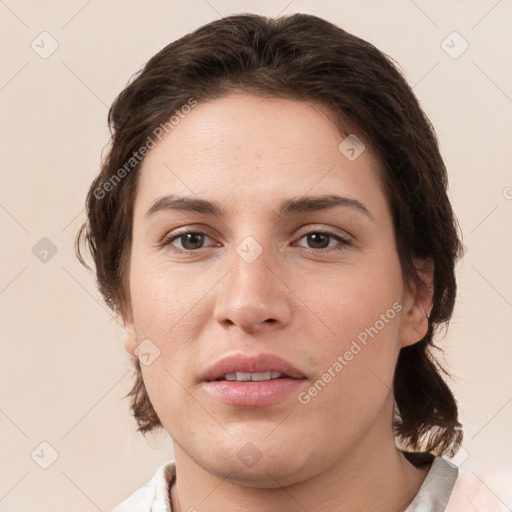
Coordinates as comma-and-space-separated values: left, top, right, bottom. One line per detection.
161, 231, 216, 252
295, 230, 352, 252
160, 229, 352, 254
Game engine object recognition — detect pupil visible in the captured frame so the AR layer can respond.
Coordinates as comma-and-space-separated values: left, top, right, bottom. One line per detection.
308, 233, 329, 249
183, 233, 203, 250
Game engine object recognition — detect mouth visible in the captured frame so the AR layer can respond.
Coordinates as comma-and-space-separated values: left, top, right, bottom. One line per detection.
202, 353, 307, 407
203, 352, 306, 381
215, 371, 290, 382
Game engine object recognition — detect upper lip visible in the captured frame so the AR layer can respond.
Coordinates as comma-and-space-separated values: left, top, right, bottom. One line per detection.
203, 353, 306, 381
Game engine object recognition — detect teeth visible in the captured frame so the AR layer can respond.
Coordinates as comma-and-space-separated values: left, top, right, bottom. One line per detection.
222, 371, 283, 381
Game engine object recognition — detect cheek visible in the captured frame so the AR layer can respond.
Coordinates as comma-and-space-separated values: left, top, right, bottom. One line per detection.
129, 258, 209, 338
301, 254, 404, 394
128, 262, 209, 411
297, 293, 402, 437
308, 254, 403, 344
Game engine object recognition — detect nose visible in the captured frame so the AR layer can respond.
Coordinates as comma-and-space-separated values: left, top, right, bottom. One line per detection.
213, 242, 293, 334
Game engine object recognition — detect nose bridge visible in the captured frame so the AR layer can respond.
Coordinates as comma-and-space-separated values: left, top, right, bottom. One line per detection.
233, 235, 273, 294
213, 234, 292, 332
225, 235, 276, 306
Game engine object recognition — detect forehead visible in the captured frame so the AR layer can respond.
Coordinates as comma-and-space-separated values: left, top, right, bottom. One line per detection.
135, 93, 387, 217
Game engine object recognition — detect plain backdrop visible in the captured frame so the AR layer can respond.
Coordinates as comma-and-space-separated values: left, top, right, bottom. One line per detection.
1, 1, 511, 511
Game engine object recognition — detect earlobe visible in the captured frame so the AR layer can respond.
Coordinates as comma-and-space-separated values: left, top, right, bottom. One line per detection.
400, 258, 434, 348
125, 328, 138, 355
122, 308, 138, 355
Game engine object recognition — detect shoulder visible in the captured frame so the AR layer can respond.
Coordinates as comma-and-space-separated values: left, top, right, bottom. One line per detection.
445, 464, 512, 512
111, 460, 176, 512
406, 457, 459, 511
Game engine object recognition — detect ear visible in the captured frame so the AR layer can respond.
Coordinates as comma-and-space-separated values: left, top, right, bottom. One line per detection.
400, 257, 434, 348
122, 307, 138, 356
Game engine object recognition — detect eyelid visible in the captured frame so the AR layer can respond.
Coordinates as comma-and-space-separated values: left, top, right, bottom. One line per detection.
160, 228, 218, 249
163, 223, 353, 241
294, 225, 353, 242
160, 224, 353, 254
292, 230, 352, 253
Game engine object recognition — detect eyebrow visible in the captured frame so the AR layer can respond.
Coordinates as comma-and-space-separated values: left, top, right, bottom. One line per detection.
146, 194, 374, 221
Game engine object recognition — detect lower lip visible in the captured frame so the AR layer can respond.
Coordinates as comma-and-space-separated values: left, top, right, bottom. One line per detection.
203, 378, 307, 407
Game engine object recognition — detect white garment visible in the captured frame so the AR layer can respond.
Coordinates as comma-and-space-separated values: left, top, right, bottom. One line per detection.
112, 457, 459, 512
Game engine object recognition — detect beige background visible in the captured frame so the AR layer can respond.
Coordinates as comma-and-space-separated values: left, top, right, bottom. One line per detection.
1, 1, 511, 511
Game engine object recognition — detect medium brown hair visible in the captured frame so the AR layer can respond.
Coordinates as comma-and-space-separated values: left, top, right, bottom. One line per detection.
76, 13, 463, 463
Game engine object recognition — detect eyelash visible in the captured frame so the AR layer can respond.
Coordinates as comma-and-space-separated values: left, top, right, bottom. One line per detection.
160, 229, 352, 254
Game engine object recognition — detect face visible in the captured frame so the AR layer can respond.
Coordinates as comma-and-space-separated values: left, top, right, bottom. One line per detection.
124, 93, 430, 487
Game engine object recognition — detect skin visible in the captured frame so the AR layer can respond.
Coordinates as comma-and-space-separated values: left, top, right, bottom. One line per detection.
124, 93, 434, 512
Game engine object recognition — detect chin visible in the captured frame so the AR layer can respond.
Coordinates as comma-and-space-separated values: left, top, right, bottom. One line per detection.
213, 457, 311, 488
198, 433, 318, 488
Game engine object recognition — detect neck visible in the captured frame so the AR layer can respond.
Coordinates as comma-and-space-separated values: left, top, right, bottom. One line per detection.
170, 399, 430, 512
